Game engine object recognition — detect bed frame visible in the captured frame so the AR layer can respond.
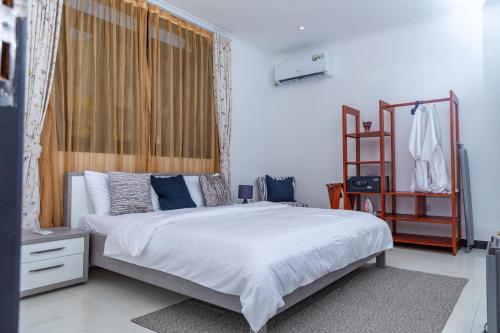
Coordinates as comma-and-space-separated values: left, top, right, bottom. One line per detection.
64, 172, 386, 333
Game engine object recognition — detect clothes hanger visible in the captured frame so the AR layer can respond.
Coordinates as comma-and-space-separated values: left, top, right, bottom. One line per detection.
410, 100, 422, 115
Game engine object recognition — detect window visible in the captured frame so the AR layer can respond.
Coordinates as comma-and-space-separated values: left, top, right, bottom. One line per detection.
49, 0, 217, 159
40, 0, 219, 228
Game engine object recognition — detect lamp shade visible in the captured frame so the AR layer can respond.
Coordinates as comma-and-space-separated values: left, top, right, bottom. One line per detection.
238, 185, 253, 200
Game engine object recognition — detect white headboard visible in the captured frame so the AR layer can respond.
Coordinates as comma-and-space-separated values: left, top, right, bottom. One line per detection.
64, 172, 216, 229
64, 173, 95, 229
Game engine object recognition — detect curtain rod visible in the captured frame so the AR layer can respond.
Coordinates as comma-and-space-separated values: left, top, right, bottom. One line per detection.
148, 0, 232, 38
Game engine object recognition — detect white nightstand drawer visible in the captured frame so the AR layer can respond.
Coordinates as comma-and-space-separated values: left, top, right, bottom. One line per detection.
20, 253, 84, 292
21, 237, 84, 264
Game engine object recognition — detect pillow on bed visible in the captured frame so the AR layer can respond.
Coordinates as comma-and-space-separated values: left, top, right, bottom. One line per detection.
257, 176, 296, 201
199, 174, 232, 207
109, 172, 153, 215
84, 171, 111, 215
151, 185, 161, 211
150, 175, 196, 211
265, 175, 295, 202
150, 175, 205, 210
183, 176, 205, 207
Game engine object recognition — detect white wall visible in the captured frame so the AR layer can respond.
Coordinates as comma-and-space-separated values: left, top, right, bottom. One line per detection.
230, 40, 274, 201
269, 5, 500, 241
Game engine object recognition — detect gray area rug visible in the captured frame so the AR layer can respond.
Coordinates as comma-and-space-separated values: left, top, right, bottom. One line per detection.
132, 265, 468, 333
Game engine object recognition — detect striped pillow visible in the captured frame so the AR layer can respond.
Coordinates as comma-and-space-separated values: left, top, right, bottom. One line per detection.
199, 174, 232, 207
109, 172, 153, 215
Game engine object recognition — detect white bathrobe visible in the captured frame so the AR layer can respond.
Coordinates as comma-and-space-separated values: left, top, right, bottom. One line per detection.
409, 104, 451, 193
409, 105, 430, 192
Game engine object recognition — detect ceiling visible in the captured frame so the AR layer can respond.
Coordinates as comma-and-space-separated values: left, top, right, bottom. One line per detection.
162, 0, 486, 54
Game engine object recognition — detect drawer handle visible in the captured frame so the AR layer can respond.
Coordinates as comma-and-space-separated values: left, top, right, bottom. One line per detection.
30, 247, 66, 255
29, 264, 65, 273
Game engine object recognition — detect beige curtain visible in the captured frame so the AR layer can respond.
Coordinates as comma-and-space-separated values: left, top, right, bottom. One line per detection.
23, 0, 63, 230
213, 34, 232, 184
148, 6, 218, 172
39, 0, 219, 228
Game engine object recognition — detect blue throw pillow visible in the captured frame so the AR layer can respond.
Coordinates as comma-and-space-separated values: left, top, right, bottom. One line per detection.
151, 175, 196, 210
265, 175, 295, 202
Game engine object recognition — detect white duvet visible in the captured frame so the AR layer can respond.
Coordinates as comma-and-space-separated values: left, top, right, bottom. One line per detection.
82, 202, 393, 331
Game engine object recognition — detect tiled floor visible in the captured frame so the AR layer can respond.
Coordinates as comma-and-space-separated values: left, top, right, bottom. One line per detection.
20, 247, 487, 333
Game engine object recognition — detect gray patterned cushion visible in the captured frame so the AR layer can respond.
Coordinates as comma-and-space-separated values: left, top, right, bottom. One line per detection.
257, 177, 267, 201
280, 202, 309, 208
109, 172, 153, 215
199, 174, 232, 207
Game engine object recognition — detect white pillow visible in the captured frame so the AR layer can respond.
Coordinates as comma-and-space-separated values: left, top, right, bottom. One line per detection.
150, 175, 205, 210
151, 185, 160, 211
84, 171, 111, 215
184, 176, 205, 207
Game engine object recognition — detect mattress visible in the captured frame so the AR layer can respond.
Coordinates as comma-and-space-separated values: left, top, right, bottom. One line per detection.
81, 202, 393, 331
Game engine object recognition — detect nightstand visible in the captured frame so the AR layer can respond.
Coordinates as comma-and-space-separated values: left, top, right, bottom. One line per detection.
21, 227, 89, 297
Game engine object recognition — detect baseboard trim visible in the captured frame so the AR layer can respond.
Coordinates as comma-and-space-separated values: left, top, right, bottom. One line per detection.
395, 239, 488, 252
459, 239, 488, 250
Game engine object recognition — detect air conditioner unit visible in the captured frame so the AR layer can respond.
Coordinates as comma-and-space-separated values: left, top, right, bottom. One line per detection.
274, 52, 332, 86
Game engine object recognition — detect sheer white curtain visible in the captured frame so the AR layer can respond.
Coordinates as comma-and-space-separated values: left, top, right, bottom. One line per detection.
22, 0, 63, 229
213, 34, 232, 185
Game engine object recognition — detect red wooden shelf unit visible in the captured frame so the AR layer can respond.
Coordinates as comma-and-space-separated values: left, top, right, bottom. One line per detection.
342, 90, 462, 255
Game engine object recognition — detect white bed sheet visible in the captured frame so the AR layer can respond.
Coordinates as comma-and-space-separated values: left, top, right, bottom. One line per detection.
80, 206, 202, 235
81, 202, 393, 331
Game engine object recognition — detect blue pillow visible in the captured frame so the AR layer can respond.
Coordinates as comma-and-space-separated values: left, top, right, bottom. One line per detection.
151, 175, 196, 210
265, 176, 295, 202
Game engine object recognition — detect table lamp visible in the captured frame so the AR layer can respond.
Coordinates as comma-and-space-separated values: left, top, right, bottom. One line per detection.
238, 185, 253, 204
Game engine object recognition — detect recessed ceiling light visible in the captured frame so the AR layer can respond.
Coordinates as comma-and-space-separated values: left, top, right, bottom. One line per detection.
299, 26, 305, 30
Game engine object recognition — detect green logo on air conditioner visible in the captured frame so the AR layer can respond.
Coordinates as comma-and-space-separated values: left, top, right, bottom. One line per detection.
312, 54, 324, 61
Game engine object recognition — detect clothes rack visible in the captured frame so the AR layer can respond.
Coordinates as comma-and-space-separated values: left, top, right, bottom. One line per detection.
342, 90, 461, 255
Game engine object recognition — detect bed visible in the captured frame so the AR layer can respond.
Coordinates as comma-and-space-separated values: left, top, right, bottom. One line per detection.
64, 173, 393, 332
